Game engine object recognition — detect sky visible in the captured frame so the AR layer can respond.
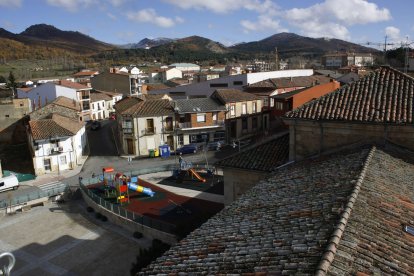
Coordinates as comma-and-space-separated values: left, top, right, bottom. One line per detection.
0, 0, 413, 48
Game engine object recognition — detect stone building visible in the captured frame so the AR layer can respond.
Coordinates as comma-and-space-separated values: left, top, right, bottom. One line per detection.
0, 98, 32, 143
284, 66, 414, 160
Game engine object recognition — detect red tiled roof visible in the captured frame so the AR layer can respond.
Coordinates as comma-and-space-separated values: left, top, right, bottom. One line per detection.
57, 80, 90, 90
285, 66, 414, 124
52, 96, 81, 111
29, 113, 84, 140
115, 97, 174, 116
90, 91, 112, 102
247, 75, 332, 89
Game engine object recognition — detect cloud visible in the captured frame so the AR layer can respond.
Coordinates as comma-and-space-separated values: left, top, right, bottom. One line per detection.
385, 26, 402, 42
126, 9, 182, 28
0, 0, 21, 7
283, 0, 391, 39
164, 0, 279, 14
45, 0, 95, 12
241, 15, 288, 34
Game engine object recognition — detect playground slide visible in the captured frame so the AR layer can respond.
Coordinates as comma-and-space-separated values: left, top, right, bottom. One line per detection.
127, 182, 155, 197
188, 168, 206, 183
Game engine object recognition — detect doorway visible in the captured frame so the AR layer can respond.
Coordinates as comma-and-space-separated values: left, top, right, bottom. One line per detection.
126, 139, 134, 155
44, 159, 51, 172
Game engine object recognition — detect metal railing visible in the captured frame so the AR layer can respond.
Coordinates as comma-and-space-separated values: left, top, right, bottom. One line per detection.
80, 164, 216, 235
0, 184, 69, 209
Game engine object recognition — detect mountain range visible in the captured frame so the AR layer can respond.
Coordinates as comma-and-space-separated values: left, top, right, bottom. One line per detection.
0, 24, 378, 63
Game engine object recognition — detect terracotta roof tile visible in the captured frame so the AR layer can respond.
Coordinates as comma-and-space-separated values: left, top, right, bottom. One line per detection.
90, 91, 112, 102
216, 134, 289, 171
57, 80, 90, 90
248, 75, 332, 89
285, 66, 414, 124
52, 96, 81, 111
29, 113, 84, 140
174, 98, 226, 113
115, 97, 174, 117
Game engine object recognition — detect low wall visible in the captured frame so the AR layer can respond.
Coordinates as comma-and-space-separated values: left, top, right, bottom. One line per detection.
80, 188, 178, 245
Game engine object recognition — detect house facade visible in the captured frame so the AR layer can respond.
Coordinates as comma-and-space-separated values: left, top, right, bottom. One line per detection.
73, 70, 99, 87
115, 97, 175, 156
284, 66, 414, 161
211, 89, 266, 142
90, 90, 122, 120
322, 52, 374, 69
174, 98, 226, 146
149, 68, 183, 83
27, 112, 86, 176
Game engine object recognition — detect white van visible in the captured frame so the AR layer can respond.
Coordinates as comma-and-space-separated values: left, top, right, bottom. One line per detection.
0, 174, 19, 192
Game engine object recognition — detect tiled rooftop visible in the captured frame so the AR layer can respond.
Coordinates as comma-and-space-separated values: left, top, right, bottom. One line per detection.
52, 96, 81, 111
142, 145, 414, 274
57, 80, 90, 90
215, 134, 289, 172
29, 113, 84, 140
247, 75, 333, 89
115, 97, 174, 117
90, 91, 112, 102
174, 98, 226, 113
285, 66, 414, 124
212, 88, 261, 104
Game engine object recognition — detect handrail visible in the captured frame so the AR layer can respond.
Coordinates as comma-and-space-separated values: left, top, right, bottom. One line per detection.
0, 252, 15, 276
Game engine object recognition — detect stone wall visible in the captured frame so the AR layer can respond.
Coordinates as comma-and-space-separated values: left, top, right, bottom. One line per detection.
223, 167, 268, 205
288, 120, 414, 160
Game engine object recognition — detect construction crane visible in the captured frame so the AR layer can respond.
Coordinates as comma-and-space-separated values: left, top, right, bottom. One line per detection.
365, 35, 395, 64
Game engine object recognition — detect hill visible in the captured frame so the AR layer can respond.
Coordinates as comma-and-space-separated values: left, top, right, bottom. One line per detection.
122, 37, 174, 49
0, 24, 115, 61
231, 32, 377, 57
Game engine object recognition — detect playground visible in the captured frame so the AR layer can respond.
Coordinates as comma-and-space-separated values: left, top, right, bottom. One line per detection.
86, 164, 224, 237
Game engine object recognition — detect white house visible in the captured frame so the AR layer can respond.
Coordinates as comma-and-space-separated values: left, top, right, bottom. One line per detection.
17, 80, 92, 121
149, 69, 314, 98
90, 90, 123, 120
115, 97, 175, 156
149, 68, 183, 83
28, 113, 86, 176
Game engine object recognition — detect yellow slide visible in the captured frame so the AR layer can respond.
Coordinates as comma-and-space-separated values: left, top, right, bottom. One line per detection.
188, 168, 206, 183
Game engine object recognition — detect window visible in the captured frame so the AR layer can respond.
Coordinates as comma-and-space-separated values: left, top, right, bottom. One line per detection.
146, 119, 155, 133
197, 113, 206, 122
122, 119, 133, 134
252, 102, 257, 113
242, 103, 247, 115
210, 83, 228, 88
230, 105, 235, 117
212, 112, 217, 121
233, 81, 243, 85
252, 117, 258, 129
270, 98, 274, 107
214, 131, 225, 141
242, 117, 248, 130
177, 134, 184, 146
82, 101, 90, 111
275, 102, 284, 110
263, 98, 269, 107
5, 115, 9, 118
0, 182, 3, 187
60, 156, 67, 165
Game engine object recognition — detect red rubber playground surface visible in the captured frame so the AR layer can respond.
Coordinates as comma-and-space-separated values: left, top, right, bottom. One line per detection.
87, 178, 224, 236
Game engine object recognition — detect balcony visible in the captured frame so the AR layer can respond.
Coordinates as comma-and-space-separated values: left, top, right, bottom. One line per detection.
123, 128, 133, 134
162, 126, 174, 133
141, 127, 156, 136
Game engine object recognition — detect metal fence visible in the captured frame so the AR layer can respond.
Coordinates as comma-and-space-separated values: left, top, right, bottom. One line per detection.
79, 164, 192, 235
0, 184, 69, 209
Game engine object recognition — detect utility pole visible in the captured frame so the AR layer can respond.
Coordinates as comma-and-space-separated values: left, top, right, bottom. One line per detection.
275, 47, 279, 71
365, 35, 394, 65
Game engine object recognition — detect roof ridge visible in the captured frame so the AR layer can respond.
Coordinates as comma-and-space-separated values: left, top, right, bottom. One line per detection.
315, 145, 377, 275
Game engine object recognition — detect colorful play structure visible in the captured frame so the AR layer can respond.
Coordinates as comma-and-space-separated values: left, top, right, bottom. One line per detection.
175, 157, 206, 183
101, 167, 155, 204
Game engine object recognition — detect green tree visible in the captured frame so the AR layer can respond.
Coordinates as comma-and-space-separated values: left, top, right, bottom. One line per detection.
6, 71, 18, 98
0, 75, 6, 83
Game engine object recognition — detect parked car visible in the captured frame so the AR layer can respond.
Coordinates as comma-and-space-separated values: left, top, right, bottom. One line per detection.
91, 120, 101, 131
175, 144, 198, 155
207, 140, 225, 151
0, 173, 19, 192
